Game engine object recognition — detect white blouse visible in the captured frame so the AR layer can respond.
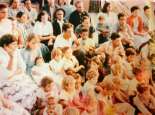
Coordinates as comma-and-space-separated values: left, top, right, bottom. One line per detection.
33, 21, 53, 36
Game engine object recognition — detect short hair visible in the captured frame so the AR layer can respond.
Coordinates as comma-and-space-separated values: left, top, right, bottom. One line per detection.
62, 23, 73, 32
64, 107, 80, 115
137, 83, 148, 94
37, 10, 48, 22
0, 34, 17, 47
118, 13, 125, 20
41, 77, 53, 88
130, 6, 139, 12
0, 4, 7, 11
82, 15, 90, 22
144, 5, 150, 11
110, 32, 120, 40
53, 8, 65, 19
125, 48, 136, 56
16, 11, 25, 18
80, 28, 89, 33
23, 0, 31, 4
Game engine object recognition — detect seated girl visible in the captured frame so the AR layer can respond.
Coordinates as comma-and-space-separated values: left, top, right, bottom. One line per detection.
49, 48, 65, 86
21, 33, 42, 75
31, 57, 53, 85
78, 28, 96, 51
59, 76, 77, 107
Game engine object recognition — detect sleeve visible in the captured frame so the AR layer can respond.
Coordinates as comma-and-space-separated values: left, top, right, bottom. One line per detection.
17, 50, 26, 72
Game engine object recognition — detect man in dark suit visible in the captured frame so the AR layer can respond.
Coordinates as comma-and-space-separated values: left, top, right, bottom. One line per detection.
69, 0, 89, 30
52, 8, 66, 36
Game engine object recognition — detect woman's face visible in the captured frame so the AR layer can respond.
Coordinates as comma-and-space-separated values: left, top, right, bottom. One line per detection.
12, 0, 20, 9
107, 4, 111, 12
5, 41, 17, 54
56, 10, 64, 20
41, 13, 48, 22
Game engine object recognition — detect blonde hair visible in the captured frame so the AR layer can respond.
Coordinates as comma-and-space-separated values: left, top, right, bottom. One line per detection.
63, 107, 80, 115
51, 48, 62, 59
62, 76, 75, 90
26, 33, 39, 48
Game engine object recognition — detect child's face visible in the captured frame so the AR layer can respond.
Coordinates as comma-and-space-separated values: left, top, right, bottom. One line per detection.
81, 31, 89, 40
54, 53, 62, 61
28, 39, 38, 49
127, 55, 135, 62
64, 82, 75, 91
44, 83, 53, 92
75, 78, 82, 90
82, 18, 90, 27
47, 97, 56, 105
65, 48, 72, 57
98, 17, 104, 23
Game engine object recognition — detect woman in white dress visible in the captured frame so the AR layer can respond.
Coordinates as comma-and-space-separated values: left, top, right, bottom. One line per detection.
0, 34, 38, 111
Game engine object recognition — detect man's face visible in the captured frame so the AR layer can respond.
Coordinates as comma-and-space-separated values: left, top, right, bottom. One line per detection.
112, 39, 121, 47
119, 16, 126, 25
0, 8, 8, 20
25, 0, 32, 10
76, 2, 84, 12
144, 9, 150, 16
132, 9, 139, 17
12, 0, 20, 9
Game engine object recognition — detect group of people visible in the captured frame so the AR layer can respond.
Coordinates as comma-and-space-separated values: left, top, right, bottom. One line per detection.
0, 0, 155, 115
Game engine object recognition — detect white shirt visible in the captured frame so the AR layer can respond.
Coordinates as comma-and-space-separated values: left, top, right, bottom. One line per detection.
54, 33, 76, 48
33, 21, 53, 36
0, 19, 12, 37
79, 38, 95, 48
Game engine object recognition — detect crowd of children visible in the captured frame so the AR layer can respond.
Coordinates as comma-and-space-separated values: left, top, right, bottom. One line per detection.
0, 0, 155, 115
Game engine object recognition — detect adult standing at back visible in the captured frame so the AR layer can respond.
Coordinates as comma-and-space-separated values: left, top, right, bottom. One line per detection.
0, 4, 12, 37
98, 2, 118, 33
8, 0, 23, 18
69, 0, 89, 30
